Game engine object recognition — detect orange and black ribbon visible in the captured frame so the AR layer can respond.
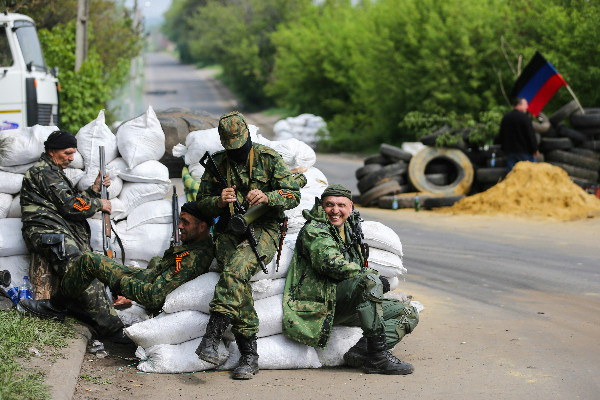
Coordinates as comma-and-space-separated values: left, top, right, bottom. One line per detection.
174, 251, 190, 275
278, 190, 293, 199
73, 197, 91, 211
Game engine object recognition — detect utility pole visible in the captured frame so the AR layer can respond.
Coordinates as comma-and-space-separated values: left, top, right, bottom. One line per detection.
75, 0, 89, 72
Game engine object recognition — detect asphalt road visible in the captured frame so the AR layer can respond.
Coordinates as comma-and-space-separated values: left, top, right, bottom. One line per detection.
100, 51, 599, 400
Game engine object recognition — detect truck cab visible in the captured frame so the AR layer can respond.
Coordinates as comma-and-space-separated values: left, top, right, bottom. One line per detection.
0, 11, 59, 131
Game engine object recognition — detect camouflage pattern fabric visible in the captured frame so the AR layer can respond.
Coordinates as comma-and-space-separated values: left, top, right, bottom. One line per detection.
282, 202, 418, 349
61, 238, 215, 314
218, 111, 249, 150
182, 166, 200, 202
20, 153, 122, 337
197, 142, 300, 338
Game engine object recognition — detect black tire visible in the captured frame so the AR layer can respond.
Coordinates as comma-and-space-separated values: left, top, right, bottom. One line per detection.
357, 162, 408, 194
379, 143, 413, 162
569, 177, 597, 188
360, 180, 402, 207
355, 164, 382, 180
549, 100, 580, 126
419, 125, 451, 146
408, 147, 474, 195
570, 148, 600, 160
376, 189, 412, 209
540, 137, 573, 152
476, 167, 507, 184
547, 161, 599, 182
545, 150, 600, 171
577, 127, 600, 138
570, 108, 600, 129
532, 112, 550, 133
581, 141, 600, 151
424, 173, 449, 186
557, 125, 588, 145
364, 154, 392, 165
541, 126, 559, 138
422, 195, 465, 209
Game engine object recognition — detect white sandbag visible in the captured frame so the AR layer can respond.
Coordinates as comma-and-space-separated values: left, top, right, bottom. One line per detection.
126, 199, 172, 230
7, 195, 20, 218
250, 233, 297, 281
136, 337, 228, 373
117, 182, 170, 219
219, 334, 321, 370
251, 278, 286, 301
286, 214, 307, 236
116, 301, 151, 327
106, 157, 128, 175
0, 255, 31, 286
76, 110, 118, 170
0, 171, 23, 194
124, 310, 209, 348
362, 220, 403, 257
118, 160, 170, 184
0, 162, 35, 174
316, 326, 363, 367
91, 197, 127, 221
77, 172, 122, 199
254, 294, 283, 338
0, 193, 12, 218
183, 124, 259, 165
302, 167, 329, 195
114, 220, 171, 261
273, 114, 328, 148
69, 150, 85, 170
64, 168, 85, 186
87, 218, 115, 253
116, 106, 165, 169
0, 218, 27, 256
162, 272, 220, 314
0, 125, 57, 166
269, 140, 295, 166
291, 138, 317, 168
368, 248, 406, 277
387, 276, 400, 291
187, 162, 205, 181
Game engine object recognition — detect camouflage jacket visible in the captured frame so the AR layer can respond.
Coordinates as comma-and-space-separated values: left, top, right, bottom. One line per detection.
120, 238, 214, 313
282, 202, 375, 349
20, 153, 103, 250
197, 143, 300, 234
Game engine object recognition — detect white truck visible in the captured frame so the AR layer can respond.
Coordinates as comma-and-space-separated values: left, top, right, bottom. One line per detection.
0, 11, 59, 131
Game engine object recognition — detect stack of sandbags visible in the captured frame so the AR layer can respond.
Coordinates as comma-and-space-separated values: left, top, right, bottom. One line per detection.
0, 125, 60, 286
272, 114, 328, 149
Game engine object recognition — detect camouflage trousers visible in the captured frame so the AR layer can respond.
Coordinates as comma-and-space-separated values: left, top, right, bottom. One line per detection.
27, 232, 123, 337
210, 226, 278, 338
333, 274, 419, 349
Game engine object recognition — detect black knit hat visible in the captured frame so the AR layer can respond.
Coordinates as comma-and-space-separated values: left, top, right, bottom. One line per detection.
44, 130, 77, 150
180, 202, 214, 226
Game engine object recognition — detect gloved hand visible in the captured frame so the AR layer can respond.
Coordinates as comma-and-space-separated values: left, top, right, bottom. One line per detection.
380, 276, 390, 293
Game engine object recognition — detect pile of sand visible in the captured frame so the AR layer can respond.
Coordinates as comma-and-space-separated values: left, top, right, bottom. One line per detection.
447, 162, 600, 220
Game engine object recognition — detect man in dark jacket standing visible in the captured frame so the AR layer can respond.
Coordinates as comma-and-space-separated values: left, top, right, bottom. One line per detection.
20, 130, 125, 341
495, 97, 540, 172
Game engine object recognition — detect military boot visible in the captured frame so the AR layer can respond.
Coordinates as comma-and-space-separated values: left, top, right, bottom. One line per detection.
195, 312, 230, 365
363, 333, 414, 375
343, 336, 368, 367
19, 292, 69, 322
232, 333, 259, 380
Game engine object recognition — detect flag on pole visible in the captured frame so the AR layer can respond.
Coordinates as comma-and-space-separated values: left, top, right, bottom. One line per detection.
510, 51, 567, 117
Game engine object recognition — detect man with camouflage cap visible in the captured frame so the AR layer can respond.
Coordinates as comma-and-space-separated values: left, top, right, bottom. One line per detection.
19, 130, 126, 341
282, 184, 419, 375
20, 202, 215, 318
195, 111, 301, 380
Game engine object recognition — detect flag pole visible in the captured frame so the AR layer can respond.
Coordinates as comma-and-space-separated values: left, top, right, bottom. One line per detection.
564, 85, 585, 114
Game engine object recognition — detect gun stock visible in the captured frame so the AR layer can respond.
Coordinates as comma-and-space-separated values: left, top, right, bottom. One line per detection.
99, 146, 114, 259
172, 186, 181, 247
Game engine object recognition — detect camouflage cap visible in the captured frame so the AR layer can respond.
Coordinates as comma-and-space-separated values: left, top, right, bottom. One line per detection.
321, 184, 352, 201
218, 111, 249, 150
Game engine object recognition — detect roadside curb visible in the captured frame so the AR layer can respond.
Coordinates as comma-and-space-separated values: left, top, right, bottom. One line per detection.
47, 324, 91, 400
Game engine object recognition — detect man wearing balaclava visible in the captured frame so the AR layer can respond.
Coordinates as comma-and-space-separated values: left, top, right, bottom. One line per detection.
19, 130, 127, 342
195, 111, 301, 380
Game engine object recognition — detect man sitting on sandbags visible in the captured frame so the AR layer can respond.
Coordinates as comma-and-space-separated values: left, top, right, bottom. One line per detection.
20, 202, 215, 320
283, 184, 419, 375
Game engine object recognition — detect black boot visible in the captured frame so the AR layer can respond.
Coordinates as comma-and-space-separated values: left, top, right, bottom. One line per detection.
343, 336, 368, 368
232, 333, 259, 380
19, 292, 68, 322
195, 312, 230, 365
363, 333, 414, 375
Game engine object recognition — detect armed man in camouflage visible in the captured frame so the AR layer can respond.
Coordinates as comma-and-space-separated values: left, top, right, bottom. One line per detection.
283, 184, 419, 375
194, 111, 300, 380
19, 130, 126, 341
20, 202, 215, 320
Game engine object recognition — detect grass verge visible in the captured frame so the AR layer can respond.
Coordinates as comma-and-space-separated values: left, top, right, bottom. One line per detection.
0, 309, 76, 400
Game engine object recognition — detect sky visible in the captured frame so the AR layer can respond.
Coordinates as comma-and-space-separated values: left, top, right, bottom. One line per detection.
124, 0, 173, 25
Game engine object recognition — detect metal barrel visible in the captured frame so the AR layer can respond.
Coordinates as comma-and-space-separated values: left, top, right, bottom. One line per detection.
228, 204, 269, 234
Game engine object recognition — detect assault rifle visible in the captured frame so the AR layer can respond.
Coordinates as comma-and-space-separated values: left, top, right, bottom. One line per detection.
200, 151, 269, 274
99, 146, 115, 259
172, 186, 182, 247
348, 208, 369, 270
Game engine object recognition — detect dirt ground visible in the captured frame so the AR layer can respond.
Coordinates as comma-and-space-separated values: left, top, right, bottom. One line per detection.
66, 211, 599, 400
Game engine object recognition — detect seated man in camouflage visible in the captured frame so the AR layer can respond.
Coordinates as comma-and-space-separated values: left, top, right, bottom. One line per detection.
20, 202, 215, 319
283, 184, 419, 375
20, 129, 124, 340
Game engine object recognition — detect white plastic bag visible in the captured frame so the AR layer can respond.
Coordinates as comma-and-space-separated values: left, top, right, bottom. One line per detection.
118, 160, 170, 184
116, 106, 165, 169
124, 310, 209, 348
7, 195, 21, 218
0, 125, 57, 166
136, 337, 228, 373
76, 110, 118, 170
114, 220, 171, 262
0, 193, 12, 218
0, 171, 23, 194
362, 220, 403, 257
367, 247, 406, 277
0, 218, 27, 256
315, 326, 363, 367
126, 199, 172, 230
117, 182, 170, 219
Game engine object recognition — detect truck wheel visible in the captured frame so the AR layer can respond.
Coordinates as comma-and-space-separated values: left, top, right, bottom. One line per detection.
408, 147, 474, 196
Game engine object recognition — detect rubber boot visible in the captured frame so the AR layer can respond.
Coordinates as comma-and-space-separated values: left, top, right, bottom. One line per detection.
363, 333, 414, 375
343, 336, 368, 367
195, 312, 230, 365
232, 334, 259, 380
19, 291, 68, 322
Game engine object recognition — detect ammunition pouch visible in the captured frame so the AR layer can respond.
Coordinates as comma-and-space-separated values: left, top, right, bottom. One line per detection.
41, 233, 66, 261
